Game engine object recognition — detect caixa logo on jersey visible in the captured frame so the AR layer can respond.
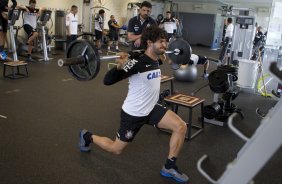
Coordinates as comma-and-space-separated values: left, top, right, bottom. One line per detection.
147, 71, 161, 80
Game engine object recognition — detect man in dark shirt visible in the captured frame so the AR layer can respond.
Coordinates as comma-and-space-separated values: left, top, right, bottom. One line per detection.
79, 25, 189, 183
251, 26, 266, 60
0, 0, 17, 60
127, 1, 157, 50
107, 15, 120, 52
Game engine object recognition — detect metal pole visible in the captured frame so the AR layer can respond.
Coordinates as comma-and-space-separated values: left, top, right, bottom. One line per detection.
9, 25, 18, 61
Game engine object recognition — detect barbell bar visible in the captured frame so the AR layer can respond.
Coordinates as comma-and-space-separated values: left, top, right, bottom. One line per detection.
58, 49, 181, 67
58, 39, 191, 81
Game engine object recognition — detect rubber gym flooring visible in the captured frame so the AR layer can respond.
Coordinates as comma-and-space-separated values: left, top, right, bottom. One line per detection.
0, 45, 281, 184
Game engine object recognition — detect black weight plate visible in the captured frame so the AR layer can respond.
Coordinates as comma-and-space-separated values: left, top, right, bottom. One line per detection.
67, 40, 100, 81
208, 70, 229, 93
168, 39, 192, 65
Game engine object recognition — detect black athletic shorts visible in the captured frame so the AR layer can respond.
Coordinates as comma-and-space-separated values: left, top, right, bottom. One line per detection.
108, 32, 118, 41
95, 30, 102, 40
197, 55, 208, 65
23, 24, 37, 38
117, 104, 168, 142
67, 34, 77, 47
0, 12, 8, 32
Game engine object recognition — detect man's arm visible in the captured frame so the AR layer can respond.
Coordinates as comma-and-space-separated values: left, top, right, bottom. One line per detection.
111, 22, 120, 29
104, 53, 138, 85
16, 5, 28, 12
127, 32, 141, 42
66, 14, 70, 36
127, 17, 141, 42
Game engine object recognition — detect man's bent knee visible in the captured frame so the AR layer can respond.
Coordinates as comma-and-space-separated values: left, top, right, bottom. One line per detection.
175, 121, 187, 135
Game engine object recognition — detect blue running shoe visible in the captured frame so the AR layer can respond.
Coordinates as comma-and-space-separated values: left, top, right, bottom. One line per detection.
0, 51, 7, 60
79, 129, 91, 152
160, 166, 189, 183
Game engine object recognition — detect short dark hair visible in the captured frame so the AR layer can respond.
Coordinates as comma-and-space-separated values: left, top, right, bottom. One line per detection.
29, 0, 36, 4
166, 11, 171, 14
140, 1, 152, 9
227, 18, 232, 23
99, 9, 105, 14
71, 5, 78, 10
141, 25, 167, 49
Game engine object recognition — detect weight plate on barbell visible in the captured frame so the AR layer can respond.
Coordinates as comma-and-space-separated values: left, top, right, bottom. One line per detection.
168, 38, 192, 65
67, 40, 100, 81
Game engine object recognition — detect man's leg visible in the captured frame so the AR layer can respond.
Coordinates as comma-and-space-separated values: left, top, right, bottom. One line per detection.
108, 39, 113, 51
157, 109, 189, 183
0, 31, 7, 60
158, 110, 187, 159
114, 33, 119, 51
92, 135, 128, 155
79, 129, 128, 154
0, 15, 8, 60
27, 31, 38, 56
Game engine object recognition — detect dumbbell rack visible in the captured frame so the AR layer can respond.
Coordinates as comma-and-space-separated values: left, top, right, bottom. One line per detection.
197, 62, 282, 184
3, 9, 28, 79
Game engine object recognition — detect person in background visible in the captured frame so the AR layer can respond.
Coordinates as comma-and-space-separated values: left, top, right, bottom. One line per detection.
94, 9, 105, 54
189, 54, 210, 79
251, 26, 266, 60
0, 0, 17, 60
66, 5, 78, 47
219, 17, 233, 64
107, 15, 120, 52
159, 11, 177, 41
127, 1, 157, 50
17, 0, 43, 62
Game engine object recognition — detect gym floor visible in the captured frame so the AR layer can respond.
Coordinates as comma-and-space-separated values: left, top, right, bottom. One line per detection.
0, 45, 281, 184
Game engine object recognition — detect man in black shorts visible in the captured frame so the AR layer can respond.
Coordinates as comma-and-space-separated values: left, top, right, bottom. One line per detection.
79, 25, 189, 183
18, 0, 40, 62
94, 9, 105, 54
127, 1, 157, 50
107, 15, 120, 52
0, 0, 17, 60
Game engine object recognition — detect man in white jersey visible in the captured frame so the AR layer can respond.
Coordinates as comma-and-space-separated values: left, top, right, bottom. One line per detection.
78, 25, 189, 183
18, 0, 41, 62
219, 17, 233, 64
94, 9, 105, 54
66, 5, 78, 47
159, 11, 177, 41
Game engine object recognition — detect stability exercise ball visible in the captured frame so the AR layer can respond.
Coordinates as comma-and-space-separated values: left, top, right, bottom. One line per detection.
173, 64, 198, 82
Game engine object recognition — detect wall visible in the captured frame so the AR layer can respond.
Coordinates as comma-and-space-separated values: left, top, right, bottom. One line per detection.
171, 1, 272, 31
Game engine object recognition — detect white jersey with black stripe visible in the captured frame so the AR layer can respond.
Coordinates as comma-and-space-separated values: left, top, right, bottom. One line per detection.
23, 7, 39, 29
104, 54, 162, 117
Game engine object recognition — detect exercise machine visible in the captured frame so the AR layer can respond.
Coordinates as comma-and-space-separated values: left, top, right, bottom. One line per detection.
197, 62, 282, 184
203, 65, 242, 126
3, 8, 28, 79
37, 10, 53, 61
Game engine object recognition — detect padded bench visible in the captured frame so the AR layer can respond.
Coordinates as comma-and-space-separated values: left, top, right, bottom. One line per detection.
164, 93, 205, 140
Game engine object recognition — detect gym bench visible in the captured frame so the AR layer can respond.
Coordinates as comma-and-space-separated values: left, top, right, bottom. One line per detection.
3, 61, 29, 79
164, 93, 205, 140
